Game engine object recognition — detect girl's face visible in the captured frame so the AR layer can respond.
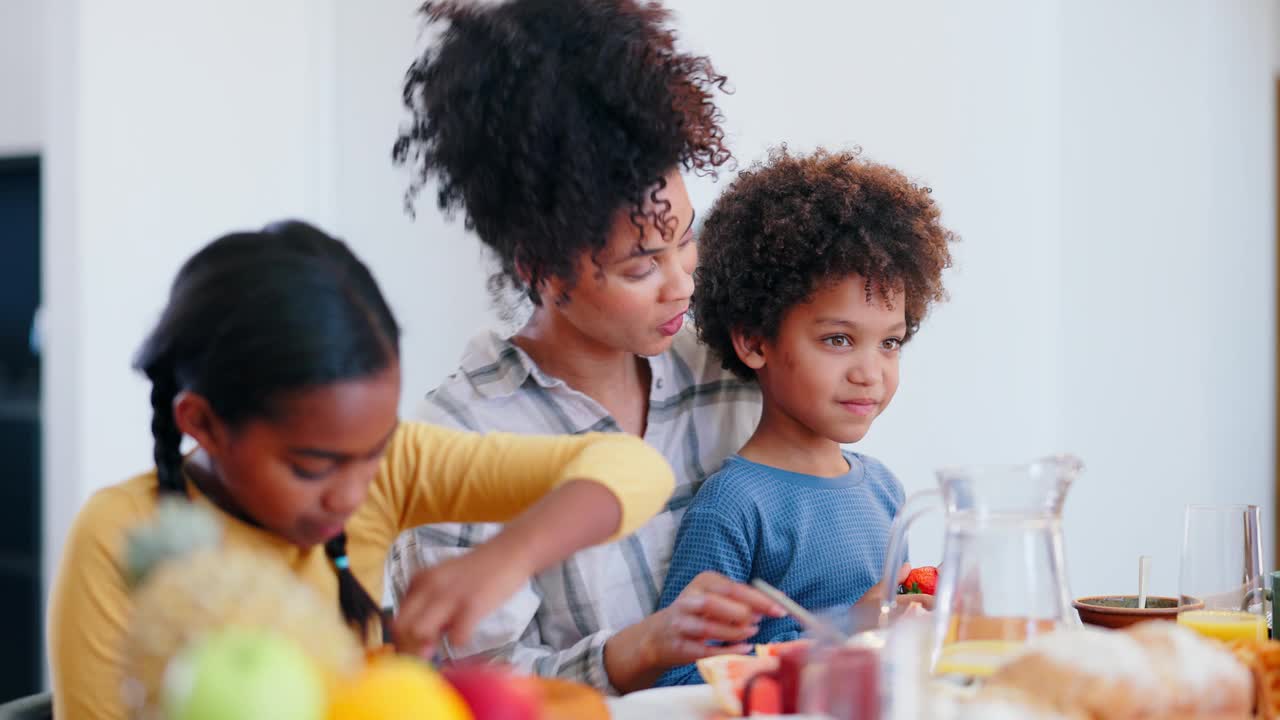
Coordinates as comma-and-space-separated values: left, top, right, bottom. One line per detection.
179, 363, 402, 548
540, 169, 698, 358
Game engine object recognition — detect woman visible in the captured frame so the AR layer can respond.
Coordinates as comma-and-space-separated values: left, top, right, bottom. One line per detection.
390, 0, 778, 694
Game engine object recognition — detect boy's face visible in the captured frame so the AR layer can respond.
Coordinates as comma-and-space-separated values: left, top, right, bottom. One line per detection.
741, 275, 906, 444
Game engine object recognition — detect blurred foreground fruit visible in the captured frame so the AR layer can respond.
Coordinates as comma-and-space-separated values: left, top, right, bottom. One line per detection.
122, 500, 362, 719
443, 664, 542, 720
327, 656, 473, 720
162, 628, 325, 720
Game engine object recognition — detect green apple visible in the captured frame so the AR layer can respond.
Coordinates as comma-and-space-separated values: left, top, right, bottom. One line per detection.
163, 628, 326, 720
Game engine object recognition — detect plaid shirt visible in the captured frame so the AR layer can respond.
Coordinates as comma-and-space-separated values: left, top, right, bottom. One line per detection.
386, 325, 760, 693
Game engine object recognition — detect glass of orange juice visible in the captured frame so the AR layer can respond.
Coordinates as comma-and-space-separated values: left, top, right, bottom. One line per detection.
1177, 504, 1267, 643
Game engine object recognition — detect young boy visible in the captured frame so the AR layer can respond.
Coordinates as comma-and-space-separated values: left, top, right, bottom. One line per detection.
655, 148, 955, 686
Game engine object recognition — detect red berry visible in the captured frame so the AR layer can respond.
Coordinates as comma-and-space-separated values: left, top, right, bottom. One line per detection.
902, 566, 938, 596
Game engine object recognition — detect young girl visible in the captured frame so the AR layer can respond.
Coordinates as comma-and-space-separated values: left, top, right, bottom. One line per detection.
390, 0, 778, 694
47, 220, 675, 720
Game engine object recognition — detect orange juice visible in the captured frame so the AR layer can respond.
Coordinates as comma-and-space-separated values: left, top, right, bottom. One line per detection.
935, 640, 1023, 678
1177, 610, 1267, 642
945, 615, 1058, 643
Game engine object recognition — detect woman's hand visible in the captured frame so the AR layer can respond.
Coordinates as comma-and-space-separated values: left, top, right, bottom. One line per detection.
603, 571, 786, 693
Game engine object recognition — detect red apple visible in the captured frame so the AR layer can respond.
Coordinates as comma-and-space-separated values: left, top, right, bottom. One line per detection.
443, 664, 542, 720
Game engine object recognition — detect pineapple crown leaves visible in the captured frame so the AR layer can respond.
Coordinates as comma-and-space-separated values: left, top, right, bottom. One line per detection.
125, 498, 224, 588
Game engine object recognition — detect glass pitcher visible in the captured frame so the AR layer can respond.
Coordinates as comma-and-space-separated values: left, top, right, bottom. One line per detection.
878, 455, 1084, 678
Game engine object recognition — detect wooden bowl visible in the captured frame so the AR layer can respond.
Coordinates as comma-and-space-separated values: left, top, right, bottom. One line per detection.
1073, 595, 1194, 629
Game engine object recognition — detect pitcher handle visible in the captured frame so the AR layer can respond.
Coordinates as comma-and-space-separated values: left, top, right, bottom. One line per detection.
878, 488, 943, 628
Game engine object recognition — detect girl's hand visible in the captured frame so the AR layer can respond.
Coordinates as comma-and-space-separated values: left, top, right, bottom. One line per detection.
391, 538, 534, 659
604, 571, 786, 693
392, 478, 624, 658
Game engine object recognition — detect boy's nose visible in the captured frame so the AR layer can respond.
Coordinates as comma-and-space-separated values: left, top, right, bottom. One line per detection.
846, 354, 877, 385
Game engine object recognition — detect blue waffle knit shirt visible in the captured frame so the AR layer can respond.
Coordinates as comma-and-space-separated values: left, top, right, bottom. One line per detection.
654, 451, 904, 687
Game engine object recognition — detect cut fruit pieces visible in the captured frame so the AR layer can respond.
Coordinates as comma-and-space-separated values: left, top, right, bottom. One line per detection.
741, 672, 782, 716
754, 639, 814, 659
695, 654, 780, 716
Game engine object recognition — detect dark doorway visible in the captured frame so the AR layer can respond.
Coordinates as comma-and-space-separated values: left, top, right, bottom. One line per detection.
0, 155, 43, 700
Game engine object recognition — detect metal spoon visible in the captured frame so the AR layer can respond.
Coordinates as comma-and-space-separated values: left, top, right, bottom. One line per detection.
751, 578, 849, 645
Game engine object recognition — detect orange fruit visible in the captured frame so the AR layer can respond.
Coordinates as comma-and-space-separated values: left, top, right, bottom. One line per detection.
327, 656, 473, 720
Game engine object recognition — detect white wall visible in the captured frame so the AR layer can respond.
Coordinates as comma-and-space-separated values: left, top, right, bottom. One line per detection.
331, 1, 493, 413
1275, 0, 1280, 73
669, 0, 1068, 585
334, 0, 1277, 598
35, 0, 1278, 606
636, 0, 1275, 596
38, 0, 496, 589
41, 0, 344, 583
1059, 0, 1277, 597
0, 0, 42, 154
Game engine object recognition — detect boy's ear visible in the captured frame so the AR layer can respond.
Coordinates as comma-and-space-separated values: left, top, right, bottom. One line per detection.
730, 328, 767, 371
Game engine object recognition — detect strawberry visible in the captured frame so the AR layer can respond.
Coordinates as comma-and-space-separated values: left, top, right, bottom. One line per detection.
898, 566, 938, 595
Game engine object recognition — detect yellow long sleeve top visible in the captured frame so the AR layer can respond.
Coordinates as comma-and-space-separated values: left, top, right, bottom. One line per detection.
48, 422, 674, 720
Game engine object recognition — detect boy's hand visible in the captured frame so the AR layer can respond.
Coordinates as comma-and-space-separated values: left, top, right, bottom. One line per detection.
849, 564, 935, 633
898, 566, 939, 596
604, 571, 786, 693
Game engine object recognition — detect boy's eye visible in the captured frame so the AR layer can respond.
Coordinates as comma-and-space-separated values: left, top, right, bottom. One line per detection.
881, 338, 903, 351
823, 335, 853, 348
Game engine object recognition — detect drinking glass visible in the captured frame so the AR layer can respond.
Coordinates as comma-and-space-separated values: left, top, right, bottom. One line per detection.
1176, 504, 1267, 642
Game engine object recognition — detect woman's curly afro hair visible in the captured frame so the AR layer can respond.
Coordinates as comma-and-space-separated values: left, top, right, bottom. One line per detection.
694, 147, 956, 381
393, 0, 732, 304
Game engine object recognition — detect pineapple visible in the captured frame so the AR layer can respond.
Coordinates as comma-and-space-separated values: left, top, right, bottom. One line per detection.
121, 500, 363, 719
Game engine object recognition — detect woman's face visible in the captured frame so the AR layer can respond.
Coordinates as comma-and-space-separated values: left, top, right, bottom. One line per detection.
542, 169, 698, 358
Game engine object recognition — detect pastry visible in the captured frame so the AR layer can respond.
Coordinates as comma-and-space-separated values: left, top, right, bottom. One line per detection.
981, 622, 1252, 719
1228, 637, 1280, 720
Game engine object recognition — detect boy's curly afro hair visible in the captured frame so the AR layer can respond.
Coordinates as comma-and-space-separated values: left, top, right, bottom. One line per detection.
694, 147, 956, 381
393, 0, 732, 304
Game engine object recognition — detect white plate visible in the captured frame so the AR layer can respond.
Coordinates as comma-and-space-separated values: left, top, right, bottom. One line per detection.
607, 685, 719, 720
